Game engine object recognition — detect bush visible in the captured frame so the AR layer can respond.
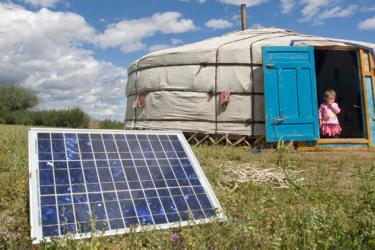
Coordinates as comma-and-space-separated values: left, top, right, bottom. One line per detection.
0, 108, 90, 128
0, 84, 38, 112
98, 119, 124, 129
0, 85, 91, 128
0, 110, 34, 125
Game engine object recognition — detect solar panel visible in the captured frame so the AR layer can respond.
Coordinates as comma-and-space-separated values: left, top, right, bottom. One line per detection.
28, 128, 224, 243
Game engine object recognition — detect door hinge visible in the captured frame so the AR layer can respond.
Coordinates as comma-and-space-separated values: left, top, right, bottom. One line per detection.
273, 117, 284, 125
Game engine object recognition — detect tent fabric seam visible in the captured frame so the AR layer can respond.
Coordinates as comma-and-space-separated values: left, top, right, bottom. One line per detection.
127, 63, 264, 77
126, 91, 265, 98
125, 118, 265, 124
212, 32, 280, 134
133, 62, 139, 129
213, 31, 296, 134
128, 31, 297, 74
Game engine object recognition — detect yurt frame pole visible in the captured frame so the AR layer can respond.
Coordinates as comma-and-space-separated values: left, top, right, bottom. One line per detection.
212, 32, 270, 134
360, 49, 375, 149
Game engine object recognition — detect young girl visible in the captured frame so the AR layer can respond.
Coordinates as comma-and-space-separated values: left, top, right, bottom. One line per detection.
319, 90, 342, 138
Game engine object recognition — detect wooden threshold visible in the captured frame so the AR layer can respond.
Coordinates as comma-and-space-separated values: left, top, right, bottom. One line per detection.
318, 147, 371, 152
297, 138, 372, 151
318, 138, 369, 144
298, 145, 373, 152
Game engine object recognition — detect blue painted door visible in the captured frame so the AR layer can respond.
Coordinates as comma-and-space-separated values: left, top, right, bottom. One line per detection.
365, 76, 375, 146
262, 46, 320, 142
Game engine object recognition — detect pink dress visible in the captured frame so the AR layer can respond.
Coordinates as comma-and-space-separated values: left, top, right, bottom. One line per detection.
318, 102, 342, 137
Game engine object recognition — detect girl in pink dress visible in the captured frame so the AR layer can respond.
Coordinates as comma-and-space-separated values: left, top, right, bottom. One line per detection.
319, 90, 342, 137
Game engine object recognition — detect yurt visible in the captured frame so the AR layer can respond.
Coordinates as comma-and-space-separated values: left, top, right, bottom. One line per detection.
125, 28, 375, 150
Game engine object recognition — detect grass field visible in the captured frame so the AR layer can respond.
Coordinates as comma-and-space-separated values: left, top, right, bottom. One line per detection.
1, 124, 375, 249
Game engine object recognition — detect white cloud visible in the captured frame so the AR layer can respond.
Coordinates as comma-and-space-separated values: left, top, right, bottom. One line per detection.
95, 12, 196, 53
0, 3, 127, 120
0, 4, 197, 120
148, 38, 183, 52
205, 18, 234, 30
148, 44, 172, 52
358, 16, 375, 30
361, 5, 375, 12
319, 5, 358, 20
217, 0, 268, 7
299, 0, 331, 22
103, 108, 115, 116
231, 14, 241, 21
171, 38, 183, 45
297, 0, 357, 24
23, 0, 62, 8
250, 23, 266, 29
280, 0, 295, 14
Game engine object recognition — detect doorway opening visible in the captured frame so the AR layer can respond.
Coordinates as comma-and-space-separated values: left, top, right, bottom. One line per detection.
314, 49, 366, 139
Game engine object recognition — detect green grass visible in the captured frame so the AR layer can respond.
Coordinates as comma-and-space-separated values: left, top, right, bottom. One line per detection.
1, 124, 375, 249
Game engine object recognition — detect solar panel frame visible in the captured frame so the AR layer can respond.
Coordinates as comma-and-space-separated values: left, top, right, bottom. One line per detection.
29, 128, 225, 243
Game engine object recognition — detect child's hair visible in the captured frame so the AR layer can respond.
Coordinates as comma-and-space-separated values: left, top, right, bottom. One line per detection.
324, 89, 336, 101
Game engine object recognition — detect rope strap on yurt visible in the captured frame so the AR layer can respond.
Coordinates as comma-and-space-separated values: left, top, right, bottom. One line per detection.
129, 30, 296, 133
211, 31, 294, 135
128, 62, 263, 76
214, 50, 218, 134
127, 31, 297, 76
133, 62, 139, 129
125, 118, 265, 124
126, 90, 264, 97
212, 32, 281, 134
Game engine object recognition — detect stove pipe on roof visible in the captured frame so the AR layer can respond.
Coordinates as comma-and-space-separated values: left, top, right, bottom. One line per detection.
241, 4, 247, 31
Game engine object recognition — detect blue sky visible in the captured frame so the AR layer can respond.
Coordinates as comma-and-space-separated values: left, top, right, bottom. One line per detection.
0, 0, 374, 120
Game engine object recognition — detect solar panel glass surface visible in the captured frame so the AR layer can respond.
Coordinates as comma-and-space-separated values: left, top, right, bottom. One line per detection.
29, 128, 224, 243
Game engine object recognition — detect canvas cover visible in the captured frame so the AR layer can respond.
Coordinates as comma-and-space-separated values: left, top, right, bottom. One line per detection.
125, 28, 375, 136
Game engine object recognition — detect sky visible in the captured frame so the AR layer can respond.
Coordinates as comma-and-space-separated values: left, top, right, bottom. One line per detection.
0, 0, 374, 121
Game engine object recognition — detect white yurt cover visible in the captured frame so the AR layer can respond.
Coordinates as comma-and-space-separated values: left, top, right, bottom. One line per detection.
125, 28, 375, 136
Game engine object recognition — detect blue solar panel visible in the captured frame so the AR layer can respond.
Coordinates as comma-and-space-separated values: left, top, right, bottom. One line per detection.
29, 129, 224, 243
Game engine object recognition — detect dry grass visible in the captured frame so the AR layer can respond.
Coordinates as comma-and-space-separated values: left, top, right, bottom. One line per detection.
216, 161, 304, 189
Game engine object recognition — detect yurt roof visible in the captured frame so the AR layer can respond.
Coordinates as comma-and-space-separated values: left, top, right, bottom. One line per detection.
128, 28, 375, 75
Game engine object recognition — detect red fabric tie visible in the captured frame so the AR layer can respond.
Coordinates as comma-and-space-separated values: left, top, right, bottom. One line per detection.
136, 92, 145, 108
220, 91, 230, 108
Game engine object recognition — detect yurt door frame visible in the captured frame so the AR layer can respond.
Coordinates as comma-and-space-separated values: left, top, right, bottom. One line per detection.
315, 47, 375, 149
262, 46, 375, 149
359, 49, 375, 148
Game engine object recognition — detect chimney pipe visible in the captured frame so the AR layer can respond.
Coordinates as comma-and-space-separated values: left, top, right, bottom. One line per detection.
241, 4, 247, 31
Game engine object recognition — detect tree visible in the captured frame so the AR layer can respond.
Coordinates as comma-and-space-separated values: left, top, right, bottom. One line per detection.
0, 85, 91, 128
98, 119, 124, 129
0, 84, 38, 112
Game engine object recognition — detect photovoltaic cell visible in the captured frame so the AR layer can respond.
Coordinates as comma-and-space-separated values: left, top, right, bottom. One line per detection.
29, 129, 224, 243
